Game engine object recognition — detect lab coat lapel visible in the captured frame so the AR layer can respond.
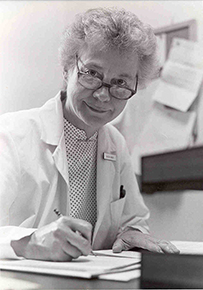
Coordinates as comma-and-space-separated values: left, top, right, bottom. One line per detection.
52, 134, 69, 186
39, 92, 69, 186
93, 126, 116, 244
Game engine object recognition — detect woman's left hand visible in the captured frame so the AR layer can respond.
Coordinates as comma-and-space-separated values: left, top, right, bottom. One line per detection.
112, 229, 180, 254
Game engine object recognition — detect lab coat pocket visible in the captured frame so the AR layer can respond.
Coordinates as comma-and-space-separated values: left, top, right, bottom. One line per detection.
110, 196, 126, 230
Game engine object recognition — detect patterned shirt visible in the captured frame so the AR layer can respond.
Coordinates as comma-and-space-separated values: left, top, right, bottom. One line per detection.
63, 118, 98, 227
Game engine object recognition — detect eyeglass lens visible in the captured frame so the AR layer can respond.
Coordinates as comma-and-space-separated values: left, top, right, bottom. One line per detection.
78, 73, 133, 99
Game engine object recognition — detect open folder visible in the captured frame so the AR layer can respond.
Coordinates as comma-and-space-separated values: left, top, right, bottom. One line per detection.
0, 250, 141, 280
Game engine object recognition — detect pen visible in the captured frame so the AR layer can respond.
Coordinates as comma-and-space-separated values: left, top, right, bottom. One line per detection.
120, 185, 126, 199
53, 208, 97, 256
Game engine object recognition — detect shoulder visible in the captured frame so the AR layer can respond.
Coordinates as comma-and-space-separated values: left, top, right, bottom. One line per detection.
0, 107, 40, 136
0, 93, 60, 137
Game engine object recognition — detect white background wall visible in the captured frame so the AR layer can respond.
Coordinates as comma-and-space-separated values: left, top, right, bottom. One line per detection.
1, 1, 203, 115
1, 1, 203, 242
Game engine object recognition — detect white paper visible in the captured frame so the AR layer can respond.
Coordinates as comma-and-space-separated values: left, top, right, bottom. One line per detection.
162, 61, 203, 93
0, 250, 141, 280
152, 79, 197, 112
99, 265, 141, 281
94, 249, 141, 259
168, 38, 203, 69
153, 38, 203, 112
171, 241, 203, 255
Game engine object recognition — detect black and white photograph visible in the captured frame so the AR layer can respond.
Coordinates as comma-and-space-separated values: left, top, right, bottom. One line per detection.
0, 1, 203, 289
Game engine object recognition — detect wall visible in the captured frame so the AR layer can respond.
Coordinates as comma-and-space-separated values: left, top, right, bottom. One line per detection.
1, 1, 203, 114
131, 1, 203, 242
1, 1, 203, 241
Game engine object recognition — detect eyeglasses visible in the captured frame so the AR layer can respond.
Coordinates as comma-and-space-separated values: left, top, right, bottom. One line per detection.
76, 54, 138, 100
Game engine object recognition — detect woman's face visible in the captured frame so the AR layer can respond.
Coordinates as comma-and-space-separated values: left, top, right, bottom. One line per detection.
64, 46, 139, 137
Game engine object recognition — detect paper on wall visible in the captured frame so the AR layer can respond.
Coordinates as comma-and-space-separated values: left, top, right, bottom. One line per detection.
152, 77, 200, 112
153, 38, 203, 112
168, 38, 203, 69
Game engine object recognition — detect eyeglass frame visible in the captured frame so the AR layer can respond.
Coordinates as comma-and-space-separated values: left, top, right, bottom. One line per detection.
75, 54, 138, 100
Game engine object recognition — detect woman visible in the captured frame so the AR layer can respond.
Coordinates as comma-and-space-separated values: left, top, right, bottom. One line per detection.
0, 7, 179, 261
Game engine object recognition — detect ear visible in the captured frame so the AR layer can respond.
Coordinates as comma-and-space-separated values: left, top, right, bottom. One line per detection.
63, 70, 68, 81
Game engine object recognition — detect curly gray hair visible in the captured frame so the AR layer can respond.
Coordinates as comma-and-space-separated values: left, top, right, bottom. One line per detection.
59, 7, 160, 89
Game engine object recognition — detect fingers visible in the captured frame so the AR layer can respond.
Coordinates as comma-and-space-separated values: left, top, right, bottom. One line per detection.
112, 230, 180, 255
158, 240, 180, 254
112, 239, 124, 253
60, 227, 91, 256
134, 233, 180, 254
140, 235, 180, 254
142, 240, 163, 253
61, 240, 81, 259
55, 217, 92, 256
69, 218, 93, 243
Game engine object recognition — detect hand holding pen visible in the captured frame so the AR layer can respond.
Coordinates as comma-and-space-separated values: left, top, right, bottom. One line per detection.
54, 209, 96, 256
11, 210, 93, 262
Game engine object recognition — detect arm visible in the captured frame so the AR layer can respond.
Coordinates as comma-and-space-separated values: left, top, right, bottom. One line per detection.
111, 136, 179, 254
0, 128, 28, 259
0, 125, 92, 261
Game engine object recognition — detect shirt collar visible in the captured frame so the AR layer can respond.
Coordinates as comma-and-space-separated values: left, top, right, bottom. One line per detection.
64, 117, 98, 142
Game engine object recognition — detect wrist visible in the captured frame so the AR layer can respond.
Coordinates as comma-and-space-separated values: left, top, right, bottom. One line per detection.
11, 234, 32, 258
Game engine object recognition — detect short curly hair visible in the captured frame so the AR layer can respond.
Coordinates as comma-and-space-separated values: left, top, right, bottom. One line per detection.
59, 7, 160, 89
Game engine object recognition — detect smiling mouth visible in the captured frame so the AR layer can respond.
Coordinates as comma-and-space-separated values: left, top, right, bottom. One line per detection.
86, 103, 108, 113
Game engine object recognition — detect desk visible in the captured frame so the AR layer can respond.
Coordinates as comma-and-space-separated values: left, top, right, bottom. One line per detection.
1, 270, 140, 289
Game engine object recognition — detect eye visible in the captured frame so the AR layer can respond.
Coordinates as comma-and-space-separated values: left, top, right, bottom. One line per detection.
81, 65, 102, 79
87, 69, 101, 78
112, 79, 127, 87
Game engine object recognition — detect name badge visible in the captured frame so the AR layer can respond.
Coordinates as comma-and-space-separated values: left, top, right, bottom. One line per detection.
103, 153, 117, 162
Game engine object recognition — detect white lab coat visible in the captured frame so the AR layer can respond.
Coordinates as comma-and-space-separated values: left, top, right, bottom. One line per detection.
0, 92, 149, 259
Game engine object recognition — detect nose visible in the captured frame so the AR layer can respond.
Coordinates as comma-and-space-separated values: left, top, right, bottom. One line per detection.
92, 86, 111, 102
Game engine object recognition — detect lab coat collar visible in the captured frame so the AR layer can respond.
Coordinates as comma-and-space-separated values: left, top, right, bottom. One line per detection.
39, 92, 64, 146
